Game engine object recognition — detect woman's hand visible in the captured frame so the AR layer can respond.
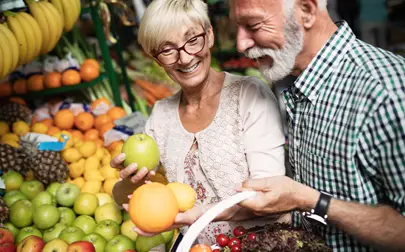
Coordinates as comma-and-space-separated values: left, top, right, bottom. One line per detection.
110, 153, 156, 184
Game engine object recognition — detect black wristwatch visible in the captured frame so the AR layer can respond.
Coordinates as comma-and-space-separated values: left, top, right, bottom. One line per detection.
302, 191, 333, 225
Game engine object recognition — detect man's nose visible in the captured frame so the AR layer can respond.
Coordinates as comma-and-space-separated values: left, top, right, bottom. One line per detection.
236, 27, 255, 53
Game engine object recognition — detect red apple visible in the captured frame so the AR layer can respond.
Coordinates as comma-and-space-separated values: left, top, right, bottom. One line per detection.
16, 235, 45, 252
0, 227, 14, 244
124, 250, 137, 252
67, 241, 96, 252
0, 243, 16, 252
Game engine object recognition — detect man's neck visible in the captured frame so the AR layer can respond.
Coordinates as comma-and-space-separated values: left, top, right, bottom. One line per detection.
292, 13, 338, 76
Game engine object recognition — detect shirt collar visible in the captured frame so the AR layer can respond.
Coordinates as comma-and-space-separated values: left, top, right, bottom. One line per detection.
293, 21, 356, 104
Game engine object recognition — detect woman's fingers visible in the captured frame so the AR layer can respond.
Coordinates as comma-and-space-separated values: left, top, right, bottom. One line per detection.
130, 167, 149, 184
110, 153, 126, 169
133, 227, 160, 237
119, 163, 138, 179
145, 170, 156, 181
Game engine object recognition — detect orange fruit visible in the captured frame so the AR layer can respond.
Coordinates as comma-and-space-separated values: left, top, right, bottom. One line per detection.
47, 126, 60, 135
12, 79, 27, 94
99, 122, 114, 139
74, 112, 94, 131
0, 82, 12, 97
62, 70, 81, 86
190, 244, 212, 252
82, 58, 100, 72
8, 97, 26, 105
84, 129, 99, 141
107, 107, 126, 122
71, 130, 83, 140
94, 114, 112, 130
91, 97, 111, 111
129, 183, 179, 233
106, 140, 124, 152
44, 72, 62, 88
39, 118, 53, 128
80, 64, 100, 82
54, 109, 75, 130
95, 138, 104, 148
27, 74, 44, 91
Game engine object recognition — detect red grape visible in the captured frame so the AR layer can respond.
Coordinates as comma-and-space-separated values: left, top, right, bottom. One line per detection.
233, 226, 247, 237
231, 245, 242, 252
228, 237, 241, 247
216, 234, 229, 247
247, 232, 257, 241
212, 250, 220, 252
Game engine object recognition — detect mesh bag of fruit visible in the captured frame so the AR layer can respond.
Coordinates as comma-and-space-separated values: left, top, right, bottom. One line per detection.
177, 191, 331, 252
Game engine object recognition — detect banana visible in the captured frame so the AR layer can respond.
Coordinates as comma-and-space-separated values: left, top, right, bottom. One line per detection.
0, 25, 14, 77
60, 0, 75, 32
0, 24, 19, 72
37, 2, 58, 54
71, 0, 81, 29
15, 13, 37, 64
42, 1, 63, 51
19, 12, 43, 60
50, 0, 64, 19
27, 1, 50, 55
7, 14, 28, 66
0, 31, 5, 78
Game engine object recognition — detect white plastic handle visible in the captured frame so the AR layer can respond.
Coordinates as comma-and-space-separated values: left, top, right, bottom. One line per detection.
177, 190, 257, 252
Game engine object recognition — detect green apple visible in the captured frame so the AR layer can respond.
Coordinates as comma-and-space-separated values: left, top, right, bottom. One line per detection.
161, 229, 174, 243
43, 223, 66, 243
105, 235, 135, 252
42, 238, 69, 252
9, 199, 33, 228
32, 191, 56, 208
58, 207, 76, 226
15, 226, 42, 244
122, 133, 160, 170
94, 203, 122, 224
73, 193, 99, 215
120, 219, 137, 241
94, 220, 120, 241
20, 180, 44, 200
33, 204, 60, 229
122, 210, 130, 222
55, 183, 80, 207
95, 193, 113, 207
59, 226, 85, 244
4, 222, 19, 238
4, 190, 27, 207
73, 215, 97, 235
2, 171, 24, 192
46, 182, 61, 197
82, 233, 107, 252
135, 234, 165, 252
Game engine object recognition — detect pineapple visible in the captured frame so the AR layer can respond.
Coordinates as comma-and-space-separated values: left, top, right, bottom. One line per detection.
0, 143, 29, 176
0, 198, 9, 226
0, 102, 32, 127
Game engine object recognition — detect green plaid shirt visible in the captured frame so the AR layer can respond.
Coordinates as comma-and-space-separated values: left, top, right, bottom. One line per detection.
284, 21, 405, 251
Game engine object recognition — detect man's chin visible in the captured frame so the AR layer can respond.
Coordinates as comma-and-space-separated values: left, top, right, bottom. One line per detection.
259, 66, 290, 83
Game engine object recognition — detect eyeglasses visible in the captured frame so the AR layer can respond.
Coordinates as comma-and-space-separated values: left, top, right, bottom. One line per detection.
154, 32, 206, 65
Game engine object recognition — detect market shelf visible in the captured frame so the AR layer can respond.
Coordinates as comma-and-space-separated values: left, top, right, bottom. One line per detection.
16, 73, 105, 100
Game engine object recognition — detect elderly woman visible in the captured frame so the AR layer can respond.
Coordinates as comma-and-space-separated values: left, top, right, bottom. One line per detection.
111, 0, 286, 244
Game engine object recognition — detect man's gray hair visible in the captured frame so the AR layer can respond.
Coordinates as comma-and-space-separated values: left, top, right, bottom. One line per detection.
284, 0, 327, 12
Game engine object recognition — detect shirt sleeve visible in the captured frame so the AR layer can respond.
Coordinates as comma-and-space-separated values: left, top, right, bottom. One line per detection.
359, 94, 405, 216
240, 77, 286, 179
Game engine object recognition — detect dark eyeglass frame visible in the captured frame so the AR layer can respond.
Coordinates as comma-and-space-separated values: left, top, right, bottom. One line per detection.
153, 32, 207, 65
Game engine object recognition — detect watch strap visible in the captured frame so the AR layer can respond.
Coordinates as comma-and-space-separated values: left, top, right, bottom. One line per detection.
314, 192, 332, 219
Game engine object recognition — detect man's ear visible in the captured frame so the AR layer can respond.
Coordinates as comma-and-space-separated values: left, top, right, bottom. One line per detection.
298, 0, 318, 29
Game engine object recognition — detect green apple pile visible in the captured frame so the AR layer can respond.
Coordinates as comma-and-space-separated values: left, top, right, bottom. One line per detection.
1, 170, 177, 252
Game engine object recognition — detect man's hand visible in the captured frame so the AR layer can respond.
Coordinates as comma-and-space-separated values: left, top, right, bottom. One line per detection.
238, 176, 320, 215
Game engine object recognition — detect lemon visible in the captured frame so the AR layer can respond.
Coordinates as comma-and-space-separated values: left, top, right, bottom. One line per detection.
69, 159, 85, 178
101, 154, 111, 166
0, 122, 10, 135
167, 182, 197, 212
81, 180, 102, 194
79, 141, 97, 158
74, 138, 84, 148
72, 177, 85, 189
84, 156, 100, 172
12, 121, 30, 136
84, 169, 104, 181
31, 122, 48, 134
94, 147, 104, 160
100, 165, 118, 179
1, 133, 19, 142
1, 139, 20, 148
62, 148, 82, 163
103, 178, 119, 196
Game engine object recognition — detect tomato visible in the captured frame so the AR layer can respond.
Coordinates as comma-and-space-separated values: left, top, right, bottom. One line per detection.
228, 237, 241, 248
216, 234, 229, 247
190, 244, 212, 252
212, 250, 220, 252
247, 232, 257, 241
231, 245, 242, 252
233, 226, 247, 237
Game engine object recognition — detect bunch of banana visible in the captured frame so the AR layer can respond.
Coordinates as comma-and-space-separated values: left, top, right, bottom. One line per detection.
50, 0, 81, 32
0, 23, 20, 79
27, 0, 64, 55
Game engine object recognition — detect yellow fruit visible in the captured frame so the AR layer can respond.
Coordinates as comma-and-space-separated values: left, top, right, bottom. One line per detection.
60, 130, 73, 149
81, 180, 102, 194
12, 121, 30, 136
79, 141, 97, 157
74, 138, 83, 147
72, 177, 85, 189
84, 156, 100, 172
101, 154, 111, 166
103, 178, 119, 196
67, 177, 74, 183
94, 147, 104, 160
84, 169, 104, 181
31, 122, 48, 134
0, 122, 10, 135
100, 165, 118, 179
69, 159, 85, 178
1, 133, 19, 142
1, 139, 20, 148
166, 182, 197, 212
62, 148, 82, 163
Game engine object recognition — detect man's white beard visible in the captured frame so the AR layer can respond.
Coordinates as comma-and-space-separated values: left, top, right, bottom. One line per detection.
244, 13, 304, 83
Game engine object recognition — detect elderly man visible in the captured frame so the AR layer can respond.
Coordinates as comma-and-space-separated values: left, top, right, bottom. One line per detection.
230, 0, 405, 251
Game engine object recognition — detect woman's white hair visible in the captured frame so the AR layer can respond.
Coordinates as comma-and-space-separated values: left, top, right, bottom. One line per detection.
138, 0, 211, 55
